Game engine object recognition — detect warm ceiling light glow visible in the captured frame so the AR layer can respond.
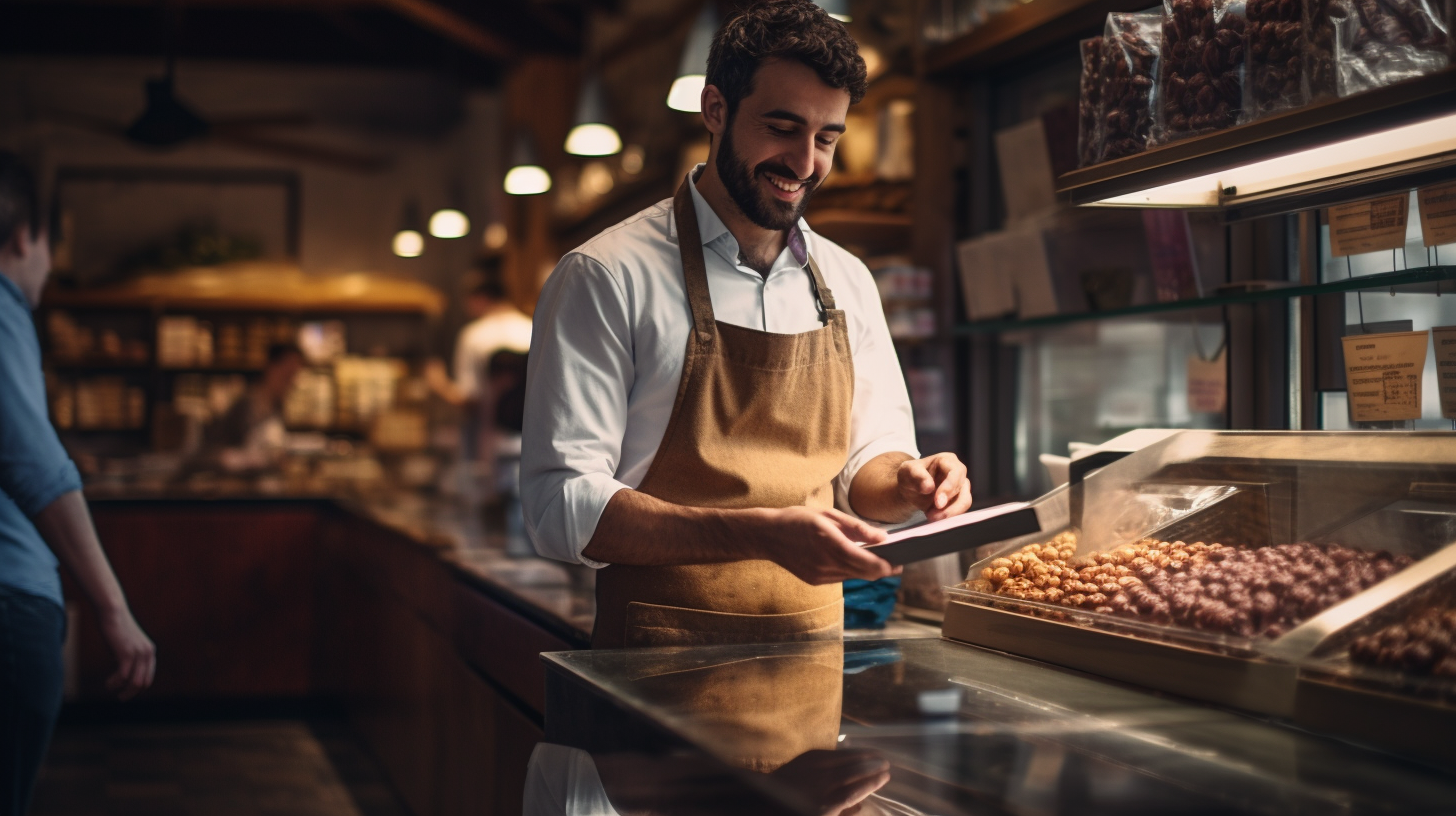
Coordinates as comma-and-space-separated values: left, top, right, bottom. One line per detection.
393, 229, 424, 258
565, 123, 623, 157
505, 165, 552, 195
1089, 112, 1456, 208
667, 75, 705, 113
483, 222, 508, 250
816, 0, 852, 21
621, 145, 645, 175
428, 208, 469, 239
669, 4, 716, 112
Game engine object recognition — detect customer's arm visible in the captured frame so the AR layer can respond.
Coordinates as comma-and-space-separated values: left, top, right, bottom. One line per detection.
31, 492, 154, 698
0, 310, 154, 698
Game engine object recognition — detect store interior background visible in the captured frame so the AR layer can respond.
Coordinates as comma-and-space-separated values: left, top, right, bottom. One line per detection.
5, 0, 1456, 813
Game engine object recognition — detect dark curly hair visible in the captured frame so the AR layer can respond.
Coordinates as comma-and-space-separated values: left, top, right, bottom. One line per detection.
0, 151, 39, 242
706, 0, 867, 118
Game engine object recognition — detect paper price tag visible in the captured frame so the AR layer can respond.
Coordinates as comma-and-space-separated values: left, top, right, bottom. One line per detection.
1432, 326, 1456, 420
1327, 194, 1410, 258
1418, 181, 1456, 248
1341, 330, 1428, 422
1187, 348, 1227, 414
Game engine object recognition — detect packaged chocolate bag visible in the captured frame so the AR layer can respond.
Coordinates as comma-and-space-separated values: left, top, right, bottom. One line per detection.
1331, 0, 1450, 95
1246, 0, 1311, 117
1077, 37, 1106, 167
1099, 12, 1162, 161
1157, 0, 1248, 142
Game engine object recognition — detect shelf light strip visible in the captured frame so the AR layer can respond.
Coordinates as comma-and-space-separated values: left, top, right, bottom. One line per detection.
1091, 112, 1456, 208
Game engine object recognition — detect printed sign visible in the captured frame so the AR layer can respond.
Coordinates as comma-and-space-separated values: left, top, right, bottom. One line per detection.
1433, 326, 1456, 420
1187, 348, 1227, 414
1417, 182, 1456, 248
1341, 330, 1428, 422
1327, 194, 1410, 258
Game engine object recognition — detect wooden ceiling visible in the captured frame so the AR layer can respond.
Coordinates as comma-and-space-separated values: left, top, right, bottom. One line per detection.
0, 0, 613, 85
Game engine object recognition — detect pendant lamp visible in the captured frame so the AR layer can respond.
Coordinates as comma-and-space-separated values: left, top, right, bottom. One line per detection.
815, 0, 852, 22
428, 188, 470, 239
667, 3, 716, 112
565, 75, 622, 157
393, 201, 424, 258
504, 132, 552, 196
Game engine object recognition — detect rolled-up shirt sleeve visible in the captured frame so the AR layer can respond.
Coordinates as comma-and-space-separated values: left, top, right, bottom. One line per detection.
0, 308, 83, 516
521, 252, 634, 567
833, 257, 920, 507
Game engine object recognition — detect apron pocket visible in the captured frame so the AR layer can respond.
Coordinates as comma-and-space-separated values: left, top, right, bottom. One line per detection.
624, 598, 843, 648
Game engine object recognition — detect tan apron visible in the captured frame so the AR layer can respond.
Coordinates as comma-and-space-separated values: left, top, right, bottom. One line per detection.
592, 178, 855, 651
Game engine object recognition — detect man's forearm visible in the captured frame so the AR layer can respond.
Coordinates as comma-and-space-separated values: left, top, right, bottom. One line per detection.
31, 490, 130, 616
581, 489, 769, 566
848, 451, 918, 523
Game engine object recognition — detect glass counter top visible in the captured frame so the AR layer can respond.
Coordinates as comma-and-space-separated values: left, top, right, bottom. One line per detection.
542, 637, 1456, 815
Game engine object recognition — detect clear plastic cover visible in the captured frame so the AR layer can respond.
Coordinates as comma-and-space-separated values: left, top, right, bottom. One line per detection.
1098, 12, 1162, 161
951, 431, 1456, 659
1331, 0, 1451, 96
1157, 0, 1248, 143
1246, 0, 1313, 117
1077, 37, 1106, 167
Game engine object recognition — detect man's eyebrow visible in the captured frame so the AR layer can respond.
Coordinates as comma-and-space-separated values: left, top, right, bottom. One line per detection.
761, 109, 847, 133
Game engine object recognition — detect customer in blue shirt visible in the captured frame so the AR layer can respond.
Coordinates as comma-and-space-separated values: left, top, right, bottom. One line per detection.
0, 152, 154, 815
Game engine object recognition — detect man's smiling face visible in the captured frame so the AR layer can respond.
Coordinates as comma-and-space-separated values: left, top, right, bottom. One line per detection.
711, 57, 850, 231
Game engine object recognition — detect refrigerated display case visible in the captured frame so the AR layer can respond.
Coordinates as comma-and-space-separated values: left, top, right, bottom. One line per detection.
942, 429, 1456, 766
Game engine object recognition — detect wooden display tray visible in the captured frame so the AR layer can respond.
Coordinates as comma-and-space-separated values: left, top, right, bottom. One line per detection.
942, 599, 1299, 717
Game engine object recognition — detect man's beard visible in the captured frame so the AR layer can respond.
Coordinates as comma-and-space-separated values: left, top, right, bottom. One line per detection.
716, 119, 820, 231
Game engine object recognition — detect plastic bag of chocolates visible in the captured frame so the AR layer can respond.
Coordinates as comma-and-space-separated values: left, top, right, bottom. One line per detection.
1246, 0, 1313, 117
1330, 0, 1450, 95
1157, 0, 1248, 142
1306, 0, 1341, 102
1077, 37, 1106, 167
1098, 12, 1162, 161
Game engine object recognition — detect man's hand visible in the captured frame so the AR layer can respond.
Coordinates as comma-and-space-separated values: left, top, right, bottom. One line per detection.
896, 452, 973, 522
755, 507, 896, 585
99, 608, 155, 700
771, 749, 892, 816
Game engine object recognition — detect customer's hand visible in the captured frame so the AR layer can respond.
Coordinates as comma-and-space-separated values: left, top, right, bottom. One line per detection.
757, 507, 897, 585
896, 452, 973, 521
100, 608, 155, 700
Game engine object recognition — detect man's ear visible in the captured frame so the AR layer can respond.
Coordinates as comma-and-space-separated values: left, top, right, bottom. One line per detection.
701, 85, 728, 136
0, 224, 24, 260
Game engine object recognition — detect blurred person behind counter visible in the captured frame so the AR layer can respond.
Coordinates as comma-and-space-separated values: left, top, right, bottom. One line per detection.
427, 257, 532, 502
199, 342, 305, 473
0, 151, 155, 815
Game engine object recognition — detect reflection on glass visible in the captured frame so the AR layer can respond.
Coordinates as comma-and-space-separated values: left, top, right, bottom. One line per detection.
1013, 318, 1228, 495
1319, 190, 1456, 430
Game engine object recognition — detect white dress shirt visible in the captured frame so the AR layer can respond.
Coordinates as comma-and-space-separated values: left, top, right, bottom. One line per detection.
521, 167, 919, 567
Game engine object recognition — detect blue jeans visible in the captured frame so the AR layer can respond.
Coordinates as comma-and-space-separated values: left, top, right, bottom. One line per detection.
0, 588, 64, 816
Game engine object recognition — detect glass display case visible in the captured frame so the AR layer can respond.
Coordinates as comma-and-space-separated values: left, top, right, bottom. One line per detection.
943, 429, 1456, 766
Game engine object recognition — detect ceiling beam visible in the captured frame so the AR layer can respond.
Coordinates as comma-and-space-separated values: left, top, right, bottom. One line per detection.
371, 0, 517, 61
4, 0, 519, 61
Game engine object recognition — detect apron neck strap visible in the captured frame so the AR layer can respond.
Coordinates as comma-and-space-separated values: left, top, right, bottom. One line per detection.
673, 178, 837, 333
674, 178, 718, 342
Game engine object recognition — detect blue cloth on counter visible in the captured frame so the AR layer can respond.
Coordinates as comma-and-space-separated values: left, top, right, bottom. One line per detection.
0, 275, 82, 610
843, 576, 900, 629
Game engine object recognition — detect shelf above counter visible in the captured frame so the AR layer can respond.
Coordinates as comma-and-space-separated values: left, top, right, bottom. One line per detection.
1056, 69, 1456, 219
923, 0, 1150, 76
955, 265, 1456, 334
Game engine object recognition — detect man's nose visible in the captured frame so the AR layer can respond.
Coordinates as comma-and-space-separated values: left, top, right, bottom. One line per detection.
783, 136, 816, 180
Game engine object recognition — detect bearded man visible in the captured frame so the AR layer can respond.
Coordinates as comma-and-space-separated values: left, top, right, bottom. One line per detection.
522, 0, 973, 649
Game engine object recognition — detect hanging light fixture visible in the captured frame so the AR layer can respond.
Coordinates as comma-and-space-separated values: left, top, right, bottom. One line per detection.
504, 131, 552, 196
428, 187, 470, 239
667, 3, 716, 112
393, 200, 424, 258
815, 0, 852, 22
565, 74, 622, 157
